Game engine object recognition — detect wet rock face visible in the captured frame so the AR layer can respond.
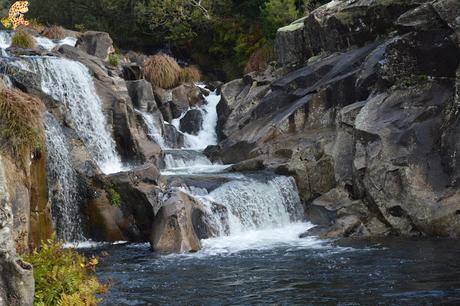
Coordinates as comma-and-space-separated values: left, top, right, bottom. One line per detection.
179, 109, 203, 135
215, 0, 460, 238
0, 156, 34, 306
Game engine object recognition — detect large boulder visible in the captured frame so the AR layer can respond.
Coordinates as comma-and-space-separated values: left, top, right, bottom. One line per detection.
126, 80, 158, 112
76, 31, 114, 59
150, 191, 202, 253
86, 164, 162, 242
179, 109, 203, 135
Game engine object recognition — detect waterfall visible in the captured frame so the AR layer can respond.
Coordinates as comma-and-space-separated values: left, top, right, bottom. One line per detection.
27, 57, 124, 174
44, 113, 84, 241
188, 175, 304, 236
0, 31, 12, 56
172, 87, 220, 149
136, 109, 167, 148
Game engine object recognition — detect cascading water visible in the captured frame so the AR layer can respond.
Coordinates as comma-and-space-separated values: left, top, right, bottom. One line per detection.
43, 113, 84, 241
172, 87, 220, 149
34, 36, 78, 51
136, 109, 167, 148
160, 84, 308, 252
0, 31, 12, 56
26, 57, 124, 174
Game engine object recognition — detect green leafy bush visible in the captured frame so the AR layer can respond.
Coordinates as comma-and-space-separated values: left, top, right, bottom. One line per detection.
179, 66, 202, 83
144, 54, 182, 89
108, 187, 121, 207
107, 53, 119, 67
25, 237, 107, 306
11, 30, 36, 49
0, 89, 44, 159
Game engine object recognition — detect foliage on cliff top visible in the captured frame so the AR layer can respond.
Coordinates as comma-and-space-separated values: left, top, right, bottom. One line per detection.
27, 0, 329, 79
0, 88, 44, 159
11, 30, 36, 49
144, 53, 182, 89
25, 237, 107, 306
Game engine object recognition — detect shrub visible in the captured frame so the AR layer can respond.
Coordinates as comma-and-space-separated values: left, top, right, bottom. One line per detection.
0, 89, 45, 159
144, 54, 181, 89
108, 187, 121, 207
42, 25, 66, 40
108, 53, 119, 67
25, 237, 107, 306
179, 66, 202, 83
11, 30, 36, 49
244, 45, 274, 74
28, 19, 45, 33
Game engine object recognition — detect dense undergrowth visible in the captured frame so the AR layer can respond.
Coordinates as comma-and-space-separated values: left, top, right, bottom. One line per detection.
25, 238, 107, 306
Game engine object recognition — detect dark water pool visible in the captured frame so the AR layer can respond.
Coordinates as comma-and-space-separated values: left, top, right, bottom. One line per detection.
86, 237, 460, 305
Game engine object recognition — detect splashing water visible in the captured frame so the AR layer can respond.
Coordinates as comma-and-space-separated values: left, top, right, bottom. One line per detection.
34, 36, 78, 51
136, 109, 167, 148
172, 86, 220, 149
27, 57, 124, 174
44, 113, 84, 241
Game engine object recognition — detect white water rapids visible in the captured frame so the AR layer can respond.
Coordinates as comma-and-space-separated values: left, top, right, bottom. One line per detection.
156, 84, 314, 254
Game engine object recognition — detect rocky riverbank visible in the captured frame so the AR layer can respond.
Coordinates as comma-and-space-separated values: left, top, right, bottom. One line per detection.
210, 0, 460, 239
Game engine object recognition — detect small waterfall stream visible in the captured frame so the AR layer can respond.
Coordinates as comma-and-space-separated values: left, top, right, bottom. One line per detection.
161, 84, 307, 248
27, 57, 124, 174
44, 113, 84, 241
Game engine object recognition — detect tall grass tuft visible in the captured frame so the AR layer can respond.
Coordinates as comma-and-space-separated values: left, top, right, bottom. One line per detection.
244, 45, 274, 74
0, 89, 44, 159
11, 30, 36, 49
25, 237, 108, 306
179, 65, 202, 83
144, 54, 182, 89
42, 25, 66, 40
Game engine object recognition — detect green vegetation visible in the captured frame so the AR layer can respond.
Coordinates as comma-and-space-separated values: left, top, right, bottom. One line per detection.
11, 30, 36, 49
28, 0, 329, 79
0, 89, 44, 159
108, 187, 121, 207
25, 237, 107, 306
400, 74, 429, 88
144, 54, 182, 89
107, 53, 119, 67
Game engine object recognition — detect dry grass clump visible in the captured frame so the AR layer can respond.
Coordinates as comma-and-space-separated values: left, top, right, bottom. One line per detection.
144, 54, 182, 89
28, 18, 45, 33
42, 25, 66, 40
0, 89, 45, 158
179, 65, 202, 83
11, 30, 36, 49
244, 45, 274, 74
